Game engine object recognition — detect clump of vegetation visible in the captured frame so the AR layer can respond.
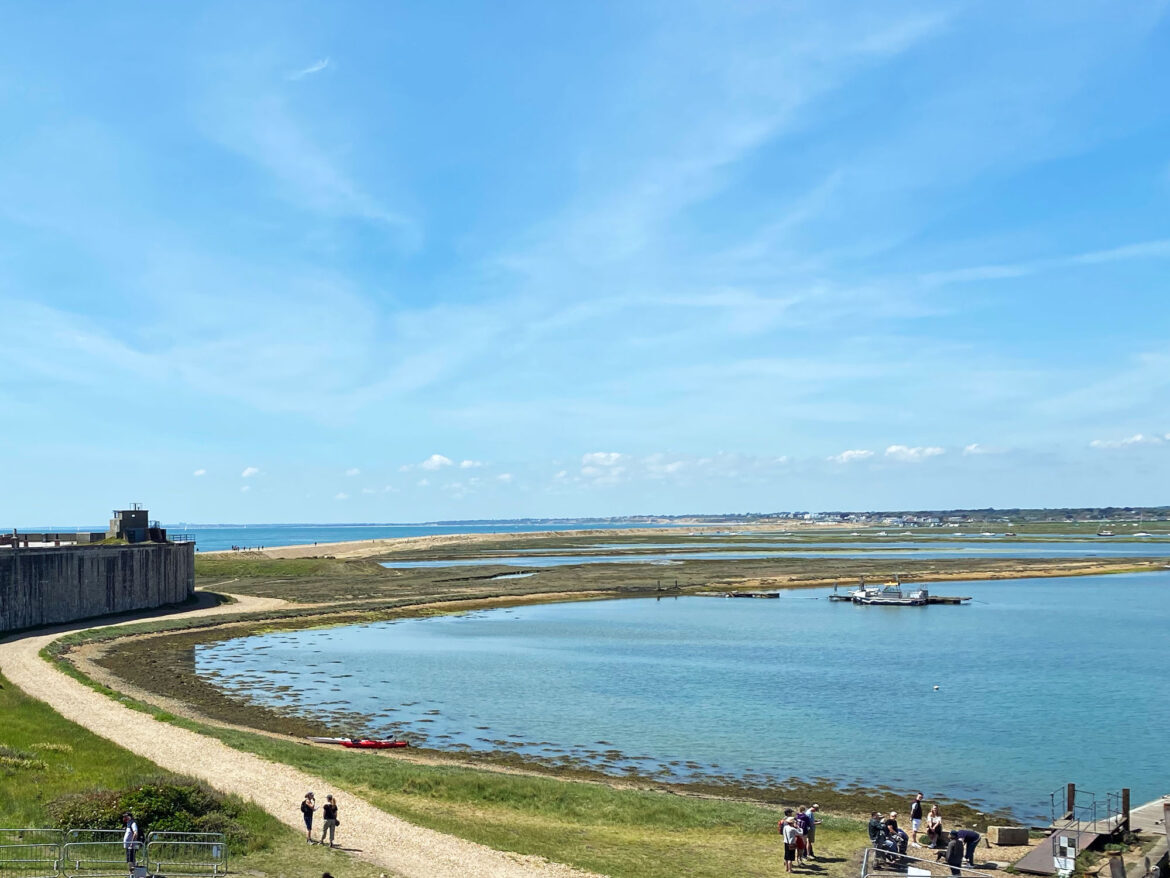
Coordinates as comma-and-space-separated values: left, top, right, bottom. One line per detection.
47, 777, 256, 850
0, 745, 47, 771
29, 742, 74, 753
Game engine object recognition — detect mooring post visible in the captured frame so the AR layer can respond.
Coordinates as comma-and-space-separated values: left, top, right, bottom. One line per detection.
1067, 783, 1076, 818
1121, 788, 1130, 831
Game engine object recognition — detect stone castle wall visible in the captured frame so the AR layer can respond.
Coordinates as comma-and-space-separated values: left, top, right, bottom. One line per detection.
0, 542, 195, 633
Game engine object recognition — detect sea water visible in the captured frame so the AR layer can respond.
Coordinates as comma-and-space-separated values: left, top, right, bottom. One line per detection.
195, 571, 1170, 818
165, 521, 683, 552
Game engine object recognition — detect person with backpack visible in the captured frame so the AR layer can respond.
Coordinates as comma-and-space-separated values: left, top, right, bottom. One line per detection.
301, 792, 317, 843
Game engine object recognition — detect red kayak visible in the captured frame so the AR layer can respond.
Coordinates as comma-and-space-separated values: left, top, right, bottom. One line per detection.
340, 739, 409, 749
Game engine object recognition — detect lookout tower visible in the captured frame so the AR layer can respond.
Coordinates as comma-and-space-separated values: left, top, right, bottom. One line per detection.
107, 503, 164, 543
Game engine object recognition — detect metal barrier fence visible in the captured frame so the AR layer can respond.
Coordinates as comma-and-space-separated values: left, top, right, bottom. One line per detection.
0, 830, 64, 878
860, 847, 997, 878
62, 830, 139, 878
144, 834, 227, 875
0, 830, 225, 878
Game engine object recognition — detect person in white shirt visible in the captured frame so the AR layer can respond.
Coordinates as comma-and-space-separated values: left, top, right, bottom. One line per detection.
121, 813, 139, 869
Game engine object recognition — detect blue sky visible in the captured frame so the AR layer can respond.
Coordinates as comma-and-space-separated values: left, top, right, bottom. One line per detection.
2, 2, 1169, 525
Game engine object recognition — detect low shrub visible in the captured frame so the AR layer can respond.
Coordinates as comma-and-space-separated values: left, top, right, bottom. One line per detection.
46, 777, 250, 848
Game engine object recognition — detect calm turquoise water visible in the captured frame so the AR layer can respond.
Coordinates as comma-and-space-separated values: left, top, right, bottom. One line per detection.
195, 572, 1170, 818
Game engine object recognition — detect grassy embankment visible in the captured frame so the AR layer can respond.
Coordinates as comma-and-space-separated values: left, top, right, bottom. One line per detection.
5, 654, 877, 878
0, 672, 391, 878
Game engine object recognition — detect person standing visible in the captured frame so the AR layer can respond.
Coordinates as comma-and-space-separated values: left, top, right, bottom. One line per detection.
781, 817, 800, 873
320, 794, 339, 847
803, 805, 821, 859
793, 807, 810, 864
301, 792, 316, 843
121, 813, 139, 871
945, 831, 965, 876
910, 793, 925, 848
954, 828, 981, 866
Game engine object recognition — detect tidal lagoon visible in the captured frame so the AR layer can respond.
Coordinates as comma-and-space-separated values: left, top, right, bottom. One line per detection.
195, 570, 1170, 819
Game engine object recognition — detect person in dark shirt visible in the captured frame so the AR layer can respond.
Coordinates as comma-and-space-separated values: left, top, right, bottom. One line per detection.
954, 829, 981, 866
910, 793, 925, 848
868, 812, 885, 844
945, 831, 965, 876
884, 812, 908, 854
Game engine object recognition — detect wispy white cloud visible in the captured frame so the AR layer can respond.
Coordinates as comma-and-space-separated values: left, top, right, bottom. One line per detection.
1089, 433, 1167, 449
192, 468, 206, 477
345, 467, 360, 476
828, 449, 874, 464
885, 445, 944, 462
497, 473, 513, 483
240, 485, 251, 493
459, 459, 483, 469
241, 466, 260, 478
922, 239, 1170, 287
334, 492, 349, 500
288, 58, 330, 81
420, 454, 454, 471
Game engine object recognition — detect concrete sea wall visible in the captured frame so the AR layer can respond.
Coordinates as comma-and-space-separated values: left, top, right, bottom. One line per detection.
0, 543, 195, 633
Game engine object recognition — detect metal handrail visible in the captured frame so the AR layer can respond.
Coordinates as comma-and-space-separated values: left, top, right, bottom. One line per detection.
860, 847, 997, 878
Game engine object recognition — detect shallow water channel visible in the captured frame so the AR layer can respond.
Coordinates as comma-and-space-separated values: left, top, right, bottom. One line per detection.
378, 540, 1170, 567
195, 571, 1170, 819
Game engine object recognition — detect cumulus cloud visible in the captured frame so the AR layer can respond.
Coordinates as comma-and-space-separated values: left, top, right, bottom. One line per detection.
241, 466, 260, 478
334, 492, 349, 500
417, 478, 430, 487
828, 449, 874, 464
1089, 433, 1166, 449
420, 454, 454, 470
497, 473, 513, 483
885, 445, 944, 462
345, 467, 361, 476
192, 468, 206, 477
459, 459, 483, 469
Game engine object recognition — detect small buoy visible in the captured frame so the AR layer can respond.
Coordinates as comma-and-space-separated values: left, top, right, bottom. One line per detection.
933, 685, 940, 690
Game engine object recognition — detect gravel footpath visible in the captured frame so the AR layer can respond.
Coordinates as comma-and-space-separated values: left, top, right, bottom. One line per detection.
0, 596, 601, 878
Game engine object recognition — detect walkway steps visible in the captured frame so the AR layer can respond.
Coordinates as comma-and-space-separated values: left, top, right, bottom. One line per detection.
1012, 830, 1101, 876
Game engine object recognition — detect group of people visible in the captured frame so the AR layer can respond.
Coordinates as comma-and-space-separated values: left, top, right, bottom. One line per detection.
867, 793, 982, 872
300, 791, 341, 847
778, 804, 822, 872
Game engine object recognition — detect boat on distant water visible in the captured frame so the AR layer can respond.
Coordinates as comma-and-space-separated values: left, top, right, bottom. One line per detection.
853, 584, 929, 606
1097, 530, 1115, 536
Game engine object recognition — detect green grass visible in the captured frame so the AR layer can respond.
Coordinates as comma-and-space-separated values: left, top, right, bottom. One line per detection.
0, 673, 394, 878
195, 555, 350, 579
195, 724, 869, 878
2, 658, 870, 877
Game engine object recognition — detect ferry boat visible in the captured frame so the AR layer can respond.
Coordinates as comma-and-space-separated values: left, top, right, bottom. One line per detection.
852, 584, 929, 606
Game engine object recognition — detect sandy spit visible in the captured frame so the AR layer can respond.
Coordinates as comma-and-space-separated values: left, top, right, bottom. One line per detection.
202, 523, 848, 560
0, 596, 600, 878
